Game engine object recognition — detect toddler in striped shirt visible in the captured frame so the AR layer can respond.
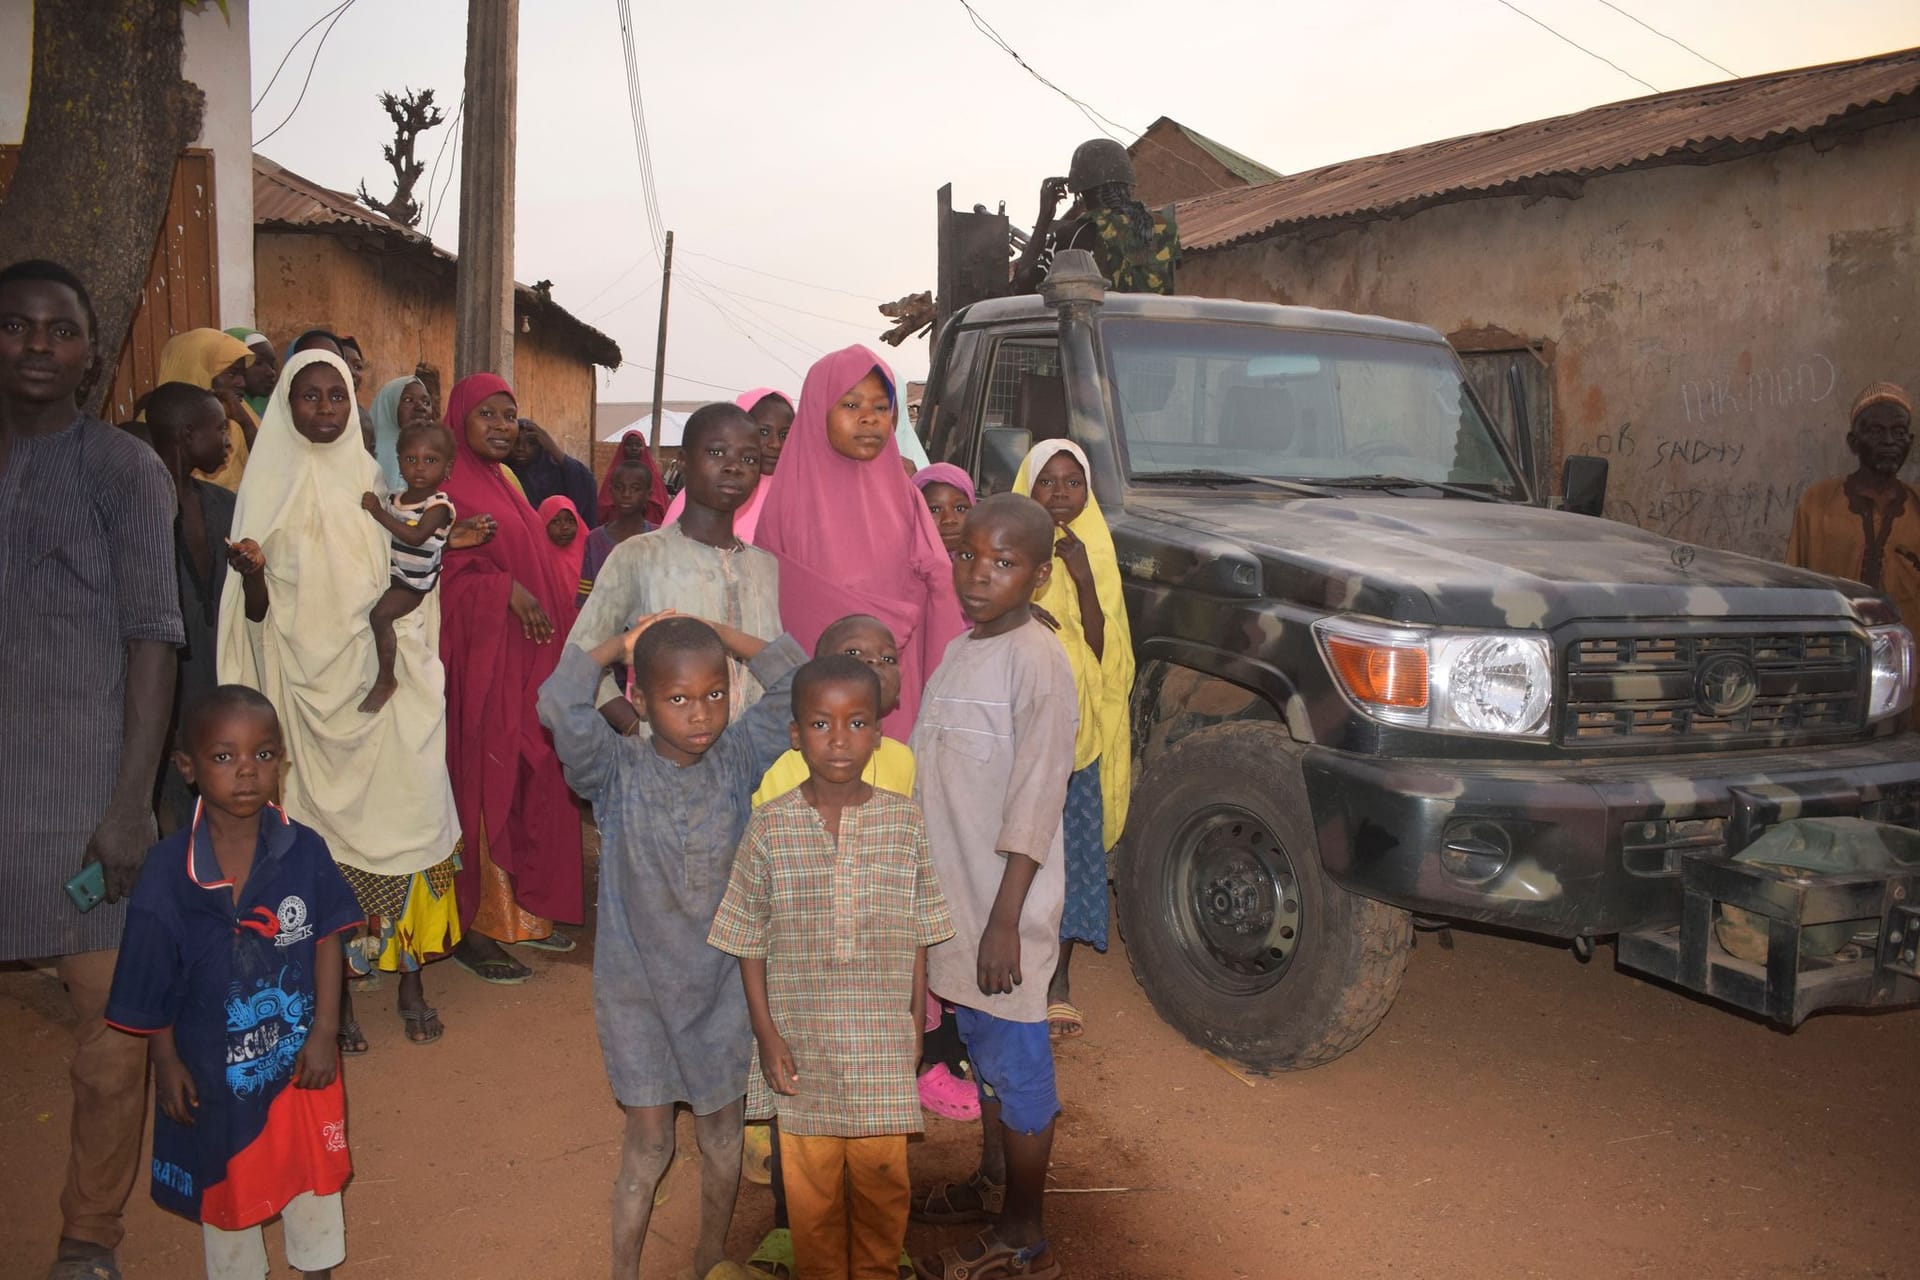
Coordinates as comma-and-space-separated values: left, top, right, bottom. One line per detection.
357, 420, 456, 714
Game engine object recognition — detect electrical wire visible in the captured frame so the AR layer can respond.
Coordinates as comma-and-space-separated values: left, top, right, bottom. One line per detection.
953, 0, 1137, 142
613, 0, 666, 258
251, 0, 353, 111
421, 91, 466, 234
613, 364, 742, 395
680, 275, 875, 332
1494, 0, 1660, 95
680, 250, 887, 304
680, 279, 803, 378
1592, 1, 1738, 79
252, 0, 359, 147
425, 98, 466, 240
679, 270, 830, 363
584, 275, 661, 325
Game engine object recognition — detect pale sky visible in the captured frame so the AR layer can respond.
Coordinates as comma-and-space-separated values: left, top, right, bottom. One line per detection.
248, 0, 1920, 410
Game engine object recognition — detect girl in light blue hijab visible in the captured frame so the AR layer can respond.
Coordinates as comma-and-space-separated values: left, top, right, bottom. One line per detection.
369, 375, 435, 492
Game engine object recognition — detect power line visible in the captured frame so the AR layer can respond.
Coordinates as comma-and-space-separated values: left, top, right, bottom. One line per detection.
585, 275, 660, 325
681, 275, 874, 331
679, 269, 830, 363
613, 0, 665, 258
680, 250, 887, 304
421, 90, 465, 236
1494, 0, 1660, 95
251, 0, 353, 112
680, 279, 803, 378
953, 0, 1137, 141
610, 363, 743, 395
1592, 1, 1738, 79
252, 0, 359, 146
425, 97, 465, 239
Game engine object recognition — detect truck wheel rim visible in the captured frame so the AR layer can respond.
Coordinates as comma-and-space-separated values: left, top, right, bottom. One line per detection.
1167, 806, 1303, 994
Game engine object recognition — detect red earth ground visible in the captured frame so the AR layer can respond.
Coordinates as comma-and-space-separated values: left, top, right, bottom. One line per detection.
4, 839, 1916, 1279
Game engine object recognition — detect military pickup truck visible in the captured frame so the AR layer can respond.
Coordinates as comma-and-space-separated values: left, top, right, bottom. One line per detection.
917, 251, 1920, 1070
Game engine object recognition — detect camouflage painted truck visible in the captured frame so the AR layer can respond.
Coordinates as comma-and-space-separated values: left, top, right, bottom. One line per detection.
917, 251, 1920, 1070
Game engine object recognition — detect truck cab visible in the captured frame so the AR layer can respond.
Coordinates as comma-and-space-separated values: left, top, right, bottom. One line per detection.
919, 253, 1920, 1069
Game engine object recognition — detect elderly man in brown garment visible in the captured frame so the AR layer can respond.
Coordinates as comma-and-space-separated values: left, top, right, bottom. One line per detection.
1788, 382, 1920, 722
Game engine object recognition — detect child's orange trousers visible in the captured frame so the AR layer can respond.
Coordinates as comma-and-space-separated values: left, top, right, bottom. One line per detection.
781, 1131, 911, 1280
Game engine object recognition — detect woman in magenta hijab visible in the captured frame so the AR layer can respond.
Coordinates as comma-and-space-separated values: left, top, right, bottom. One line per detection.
757, 346, 965, 734
438, 374, 583, 983
660, 386, 792, 543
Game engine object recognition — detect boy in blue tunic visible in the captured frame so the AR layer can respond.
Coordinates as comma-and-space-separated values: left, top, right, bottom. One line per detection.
537, 611, 805, 1280
106, 686, 360, 1279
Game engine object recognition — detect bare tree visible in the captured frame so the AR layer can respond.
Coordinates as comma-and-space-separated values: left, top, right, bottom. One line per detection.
356, 88, 445, 227
0, 0, 205, 414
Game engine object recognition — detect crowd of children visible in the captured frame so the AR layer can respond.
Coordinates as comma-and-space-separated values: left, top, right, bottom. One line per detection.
6, 255, 1143, 1280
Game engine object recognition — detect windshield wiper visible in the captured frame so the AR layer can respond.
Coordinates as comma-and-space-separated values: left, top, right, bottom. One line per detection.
1314, 474, 1509, 503
1137, 469, 1340, 499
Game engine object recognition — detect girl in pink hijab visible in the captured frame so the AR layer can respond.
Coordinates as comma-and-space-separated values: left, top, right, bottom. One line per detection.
660, 387, 792, 543
757, 347, 965, 734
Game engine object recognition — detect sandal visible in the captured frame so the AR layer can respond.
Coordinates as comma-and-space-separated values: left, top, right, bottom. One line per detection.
1046, 1001, 1084, 1041
743, 1123, 773, 1185
47, 1243, 120, 1280
911, 1171, 1005, 1224
453, 950, 533, 985
916, 1232, 1059, 1280
515, 929, 577, 953
399, 1005, 444, 1044
336, 1016, 369, 1055
919, 1063, 981, 1121
746, 1227, 794, 1278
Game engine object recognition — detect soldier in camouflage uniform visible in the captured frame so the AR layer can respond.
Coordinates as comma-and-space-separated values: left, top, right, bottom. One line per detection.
1013, 139, 1179, 296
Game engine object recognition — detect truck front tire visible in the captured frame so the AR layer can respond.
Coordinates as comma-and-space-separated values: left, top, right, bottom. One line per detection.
1116, 722, 1412, 1070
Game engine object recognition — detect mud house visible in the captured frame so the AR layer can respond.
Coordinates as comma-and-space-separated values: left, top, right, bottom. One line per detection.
1173, 47, 1920, 558
255, 156, 619, 461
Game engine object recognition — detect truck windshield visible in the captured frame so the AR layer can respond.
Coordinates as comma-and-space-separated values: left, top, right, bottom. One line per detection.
1103, 318, 1524, 498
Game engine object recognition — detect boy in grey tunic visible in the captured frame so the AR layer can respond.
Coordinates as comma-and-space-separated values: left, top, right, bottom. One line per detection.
536, 611, 804, 1280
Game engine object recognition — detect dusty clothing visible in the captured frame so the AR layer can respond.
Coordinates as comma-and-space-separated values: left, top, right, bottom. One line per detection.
566, 519, 781, 714
911, 620, 1078, 1023
162, 478, 239, 832
780, 1131, 912, 1280
54, 947, 152, 1250
537, 636, 804, 1112
708, 788, 954, 1136
1788, 475, 1920, 635
0, 413, 183, 961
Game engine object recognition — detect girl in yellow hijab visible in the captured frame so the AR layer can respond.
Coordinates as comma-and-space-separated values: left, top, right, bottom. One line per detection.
1014, 438, 1134, 1038
153, 328, 257, 490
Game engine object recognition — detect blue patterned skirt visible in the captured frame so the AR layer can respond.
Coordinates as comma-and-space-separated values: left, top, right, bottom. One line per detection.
1059, 763, 1109, 950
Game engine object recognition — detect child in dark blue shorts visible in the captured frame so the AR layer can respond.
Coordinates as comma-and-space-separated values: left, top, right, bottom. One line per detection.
908, 495, 1079, 1280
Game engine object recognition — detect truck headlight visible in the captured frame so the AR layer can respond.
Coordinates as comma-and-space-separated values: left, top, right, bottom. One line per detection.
1867, 623, 1915, 722
1314, 617, 1553, 738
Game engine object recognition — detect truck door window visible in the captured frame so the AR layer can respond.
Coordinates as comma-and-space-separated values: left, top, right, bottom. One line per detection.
977, 337, 1061, 495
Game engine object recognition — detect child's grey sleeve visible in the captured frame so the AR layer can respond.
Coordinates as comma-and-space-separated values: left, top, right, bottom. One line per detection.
735, 634, 808, 773
536, 644, 620, 799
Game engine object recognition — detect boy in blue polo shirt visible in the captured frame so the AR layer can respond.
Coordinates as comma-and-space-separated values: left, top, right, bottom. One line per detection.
107, 686, 360, 1279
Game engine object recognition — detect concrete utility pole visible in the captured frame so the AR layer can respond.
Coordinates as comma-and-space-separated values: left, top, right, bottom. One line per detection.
650, 230, 673, 450
454, 0, 518, 383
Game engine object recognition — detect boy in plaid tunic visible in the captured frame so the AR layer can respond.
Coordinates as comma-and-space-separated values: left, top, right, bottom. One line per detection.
710, 655, 954, 1279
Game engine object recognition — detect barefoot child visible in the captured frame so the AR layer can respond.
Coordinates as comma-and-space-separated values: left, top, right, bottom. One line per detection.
909, 495, 1077, 1280
1015, 440, 1133, 1039
537, 612, 807, 1280
106, 686, 361, 1279
711, 655, 954, 1280
357, 420, 457, 713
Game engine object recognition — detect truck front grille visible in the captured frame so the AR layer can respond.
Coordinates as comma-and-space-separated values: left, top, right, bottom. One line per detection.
1561, 632, 1864, 744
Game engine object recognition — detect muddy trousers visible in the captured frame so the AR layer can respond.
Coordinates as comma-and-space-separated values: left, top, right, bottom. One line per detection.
781, 1132, 910, 1280
55, 948, 150, 1250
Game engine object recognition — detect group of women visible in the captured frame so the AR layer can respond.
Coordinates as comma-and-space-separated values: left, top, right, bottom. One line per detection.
151, 323, 1133, 1053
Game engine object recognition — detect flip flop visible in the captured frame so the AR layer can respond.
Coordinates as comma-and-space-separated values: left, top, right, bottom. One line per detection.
746, 1227, 794, 1278
1046, 1001, 1084, 1040
514, 929, 577, 953
743, 1123, 773, 1185
453, 951, 533, 985
911, 1172, 1005, 1224
916, 1232, 1059, 1280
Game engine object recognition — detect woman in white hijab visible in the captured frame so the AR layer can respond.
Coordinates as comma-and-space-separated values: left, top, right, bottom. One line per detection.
218, 349, 463, 1049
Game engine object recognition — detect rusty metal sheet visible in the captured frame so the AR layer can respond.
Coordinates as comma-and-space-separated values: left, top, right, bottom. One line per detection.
1178, 47, 1920, 253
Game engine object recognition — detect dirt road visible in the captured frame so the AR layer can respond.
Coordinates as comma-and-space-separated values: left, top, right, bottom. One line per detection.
4, 906, 1915, 1279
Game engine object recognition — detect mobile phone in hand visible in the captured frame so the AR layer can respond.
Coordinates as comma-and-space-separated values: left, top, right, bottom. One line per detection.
65, 861, 106, 913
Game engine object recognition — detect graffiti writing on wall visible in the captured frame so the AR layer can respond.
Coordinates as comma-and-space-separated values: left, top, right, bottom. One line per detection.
1679, 354, 1836, 423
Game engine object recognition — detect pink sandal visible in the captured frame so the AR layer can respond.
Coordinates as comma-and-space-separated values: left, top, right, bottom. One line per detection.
918, 1062, 981, 1121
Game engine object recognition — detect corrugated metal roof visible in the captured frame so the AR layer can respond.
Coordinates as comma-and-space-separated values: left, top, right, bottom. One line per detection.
1178, 46, 1920, 253
253, 155, 622, 367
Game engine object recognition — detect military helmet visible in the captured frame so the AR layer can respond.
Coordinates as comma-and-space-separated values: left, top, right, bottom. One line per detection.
1068, 138, 1135, 193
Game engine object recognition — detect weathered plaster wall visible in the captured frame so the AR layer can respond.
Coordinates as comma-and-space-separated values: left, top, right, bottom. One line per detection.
1177, 117, 1920, 558
255, 233, 599, 462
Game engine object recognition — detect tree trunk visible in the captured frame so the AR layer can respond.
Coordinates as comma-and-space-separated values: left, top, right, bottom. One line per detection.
0, 0, 204, 415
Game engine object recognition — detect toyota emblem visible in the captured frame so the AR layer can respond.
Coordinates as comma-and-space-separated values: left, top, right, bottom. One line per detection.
1694, 652, 1759, 718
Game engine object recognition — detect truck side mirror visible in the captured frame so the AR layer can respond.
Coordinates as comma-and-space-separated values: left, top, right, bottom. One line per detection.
978, 426, 1032, 497
1561, 455, 1608, 516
